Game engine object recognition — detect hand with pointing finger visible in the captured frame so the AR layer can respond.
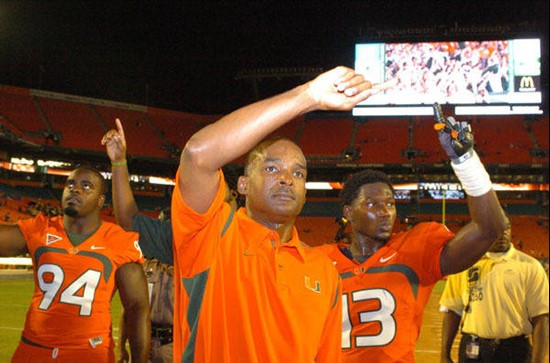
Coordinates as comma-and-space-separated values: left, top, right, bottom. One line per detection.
433, 103, 474, 164
101, 118, 128, 164
307, 66, 393, 111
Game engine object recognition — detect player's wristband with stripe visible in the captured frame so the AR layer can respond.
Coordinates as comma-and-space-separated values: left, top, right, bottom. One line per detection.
451, 149, 474, 165
112, 160, 127, 167
451, 151, 492, 197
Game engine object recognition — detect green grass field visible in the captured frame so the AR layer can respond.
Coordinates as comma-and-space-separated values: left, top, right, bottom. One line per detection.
0, 277, 123, 361
2, 278, 547, 362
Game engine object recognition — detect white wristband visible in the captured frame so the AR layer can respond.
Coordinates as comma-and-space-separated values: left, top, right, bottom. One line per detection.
451, 151, 492, 197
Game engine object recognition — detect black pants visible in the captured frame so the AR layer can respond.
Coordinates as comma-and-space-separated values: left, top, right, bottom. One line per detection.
459, 333, 532, 362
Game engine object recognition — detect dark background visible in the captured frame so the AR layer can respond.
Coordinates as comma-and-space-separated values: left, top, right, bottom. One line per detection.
1, 1, 548, 114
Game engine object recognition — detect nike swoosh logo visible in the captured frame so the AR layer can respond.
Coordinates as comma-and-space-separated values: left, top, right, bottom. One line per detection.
243, 252, 255, 257
379, 252, 397, 263
90, 245, 106, 250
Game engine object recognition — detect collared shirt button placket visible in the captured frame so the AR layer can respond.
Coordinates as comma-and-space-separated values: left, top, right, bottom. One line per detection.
270, 233, 285, 286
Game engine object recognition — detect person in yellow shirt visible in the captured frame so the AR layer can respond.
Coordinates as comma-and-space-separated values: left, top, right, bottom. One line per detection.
440, 223, 549, 362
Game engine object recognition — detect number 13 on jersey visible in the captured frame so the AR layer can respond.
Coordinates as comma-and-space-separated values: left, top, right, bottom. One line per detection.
341, 288, 397, 348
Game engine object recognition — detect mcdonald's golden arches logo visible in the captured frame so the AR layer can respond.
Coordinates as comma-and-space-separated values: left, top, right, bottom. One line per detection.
519, 76, 535, 90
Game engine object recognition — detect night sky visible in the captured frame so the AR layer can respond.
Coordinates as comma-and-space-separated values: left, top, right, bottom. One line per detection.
1, 1, 548, 114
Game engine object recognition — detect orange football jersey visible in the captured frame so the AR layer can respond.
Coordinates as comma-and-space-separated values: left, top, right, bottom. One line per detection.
17, 214, 143, 350
318, 222, 454, 362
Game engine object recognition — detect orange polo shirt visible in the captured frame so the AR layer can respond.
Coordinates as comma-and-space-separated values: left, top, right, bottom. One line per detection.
171, 168, 342, 362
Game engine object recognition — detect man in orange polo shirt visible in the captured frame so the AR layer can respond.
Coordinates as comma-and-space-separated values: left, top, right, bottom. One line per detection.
172, 66, 385, 362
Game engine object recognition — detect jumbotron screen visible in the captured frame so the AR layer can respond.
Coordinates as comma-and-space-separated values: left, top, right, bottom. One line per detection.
353, 38, 542, 116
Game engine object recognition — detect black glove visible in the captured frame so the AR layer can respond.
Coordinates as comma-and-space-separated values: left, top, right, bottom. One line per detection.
433, 103, 474, 163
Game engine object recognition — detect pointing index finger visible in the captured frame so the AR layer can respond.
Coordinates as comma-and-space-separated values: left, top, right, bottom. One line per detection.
115, 118, 125, 141
433, 103, 446, 124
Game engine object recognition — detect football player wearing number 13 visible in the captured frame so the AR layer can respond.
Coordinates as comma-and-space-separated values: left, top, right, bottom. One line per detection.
0, 167, 150, 362
317, 104, 508, 362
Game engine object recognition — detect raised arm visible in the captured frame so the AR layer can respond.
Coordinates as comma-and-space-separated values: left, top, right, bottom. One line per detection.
115, 263, 150, 363
101, 119, 139, 230
0, 224, 28, 257
433, 104, 508, 275
180, 66, 384, 213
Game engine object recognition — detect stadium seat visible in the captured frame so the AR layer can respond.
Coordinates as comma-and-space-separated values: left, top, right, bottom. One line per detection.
38, 97, 106, 151
354, 118, 410, 164
472, 116, 533, 164
298, 118, 355, 160
95, 107, 167, 158
0, 87, 49, 144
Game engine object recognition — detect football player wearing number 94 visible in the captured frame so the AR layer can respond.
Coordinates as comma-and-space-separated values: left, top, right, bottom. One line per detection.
0, 167, 150, 362
316, 104, 508, 362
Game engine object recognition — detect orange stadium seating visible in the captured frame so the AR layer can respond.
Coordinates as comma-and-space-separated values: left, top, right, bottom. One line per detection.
354, 118, 410, 164
96, 106, 167, 158
471, 116, 534, 164
509, 215, 549, 258
0, 87, 49, 144
2, 85, 548, 166
37, 97, 107, 151
146, 107, 216, 155
413, 118, 448, 163
1, 85, 548, 262
298, 118, 355, 158
265, 115, 305, 142
0, 85, 215, 160
528, 117, 549, 154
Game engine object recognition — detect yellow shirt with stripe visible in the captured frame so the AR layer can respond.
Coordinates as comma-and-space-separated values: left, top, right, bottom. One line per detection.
439, 245, 549, 339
